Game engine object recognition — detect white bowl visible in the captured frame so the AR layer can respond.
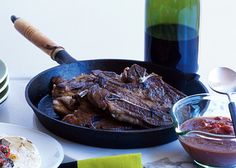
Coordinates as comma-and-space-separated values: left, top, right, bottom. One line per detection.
0, 75, 9, 93
0, 59, 8, 84
0, 85, 9, 105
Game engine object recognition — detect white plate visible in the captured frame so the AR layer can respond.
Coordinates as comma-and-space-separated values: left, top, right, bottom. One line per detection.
0, 123, 64, 168
0, 59, 8, 84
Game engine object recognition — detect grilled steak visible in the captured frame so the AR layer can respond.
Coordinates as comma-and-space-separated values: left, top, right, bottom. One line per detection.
52, 74, 96, 98
62, 98, 136, 130
51, 64, 186, 129
86, 65, 185, 127
51, 74, 95, 116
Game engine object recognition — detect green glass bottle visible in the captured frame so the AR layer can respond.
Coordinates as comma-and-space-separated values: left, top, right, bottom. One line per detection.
145, 0, 200, 74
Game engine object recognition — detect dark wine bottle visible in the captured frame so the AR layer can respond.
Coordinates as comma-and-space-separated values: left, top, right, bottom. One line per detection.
145, 0, 200, 74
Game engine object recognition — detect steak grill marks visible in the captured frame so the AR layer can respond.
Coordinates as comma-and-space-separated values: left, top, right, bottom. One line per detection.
51, 64, 186, 129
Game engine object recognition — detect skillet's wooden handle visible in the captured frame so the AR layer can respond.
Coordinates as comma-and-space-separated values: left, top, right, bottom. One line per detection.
11, 16, 64, 60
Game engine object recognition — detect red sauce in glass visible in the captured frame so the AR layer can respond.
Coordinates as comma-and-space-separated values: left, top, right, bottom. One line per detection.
179, 116, 236, 167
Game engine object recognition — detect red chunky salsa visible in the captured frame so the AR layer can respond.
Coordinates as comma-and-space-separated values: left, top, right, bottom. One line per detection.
181, 116, 234, 135
179, 116, 236, 167
0, 138, 14, 168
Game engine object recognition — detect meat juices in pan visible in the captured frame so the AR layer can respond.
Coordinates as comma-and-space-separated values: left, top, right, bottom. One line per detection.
51, 64, 186, 129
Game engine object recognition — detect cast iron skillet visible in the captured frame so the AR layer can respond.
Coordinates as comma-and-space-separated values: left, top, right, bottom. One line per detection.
12, 16, 208, 148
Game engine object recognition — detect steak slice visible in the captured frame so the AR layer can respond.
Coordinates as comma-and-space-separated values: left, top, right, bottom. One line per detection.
62, 98, 136, 130
51, 74, 96, 98
120, 64, 186, 109
87, 84, 172, 128
51, 74, 96, 116
86, 64, 186, 128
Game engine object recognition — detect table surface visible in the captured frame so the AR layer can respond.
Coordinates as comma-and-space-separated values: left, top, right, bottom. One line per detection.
1, 0, 236, 167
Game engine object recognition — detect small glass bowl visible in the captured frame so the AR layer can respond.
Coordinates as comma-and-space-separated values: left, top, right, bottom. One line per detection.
171, 93, 236, 168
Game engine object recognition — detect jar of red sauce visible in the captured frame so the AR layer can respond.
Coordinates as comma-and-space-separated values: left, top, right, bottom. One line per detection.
171, 93, 236, 167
